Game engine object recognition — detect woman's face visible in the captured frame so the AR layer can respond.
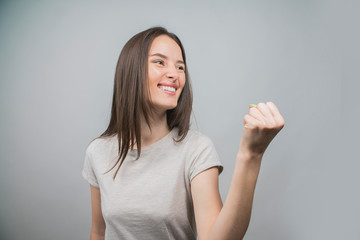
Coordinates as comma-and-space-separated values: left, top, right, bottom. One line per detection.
147, 35, 186, 114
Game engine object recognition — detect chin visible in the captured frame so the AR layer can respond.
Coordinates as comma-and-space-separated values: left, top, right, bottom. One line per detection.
164, 104, 178, 111
161, 100, 178, 109
151, 102, 177, 113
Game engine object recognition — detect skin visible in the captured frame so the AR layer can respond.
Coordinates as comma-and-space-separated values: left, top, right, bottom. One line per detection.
90, 185, 105, 240
89, 35, 186, 239
147, 35, 186, 115
137, 34, 186, 147
192, 102, 284, 240
90, 35, 285, 239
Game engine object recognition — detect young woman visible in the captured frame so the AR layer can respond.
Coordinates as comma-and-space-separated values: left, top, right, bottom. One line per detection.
82, 27, 285, 240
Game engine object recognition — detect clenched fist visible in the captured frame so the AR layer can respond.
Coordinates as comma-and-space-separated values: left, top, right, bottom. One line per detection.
239, 102, 285, 157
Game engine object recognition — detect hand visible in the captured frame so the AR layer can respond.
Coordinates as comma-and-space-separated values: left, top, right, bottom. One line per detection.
239, 102, 285, 157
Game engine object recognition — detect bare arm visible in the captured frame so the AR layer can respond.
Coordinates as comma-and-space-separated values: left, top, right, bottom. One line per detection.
90, 185, 106, 240
191, 151, 262, 240
191, 102, 285, 240
207, 151, 262, 240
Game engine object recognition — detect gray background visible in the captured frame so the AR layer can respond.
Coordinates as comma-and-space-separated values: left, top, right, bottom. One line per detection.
0, 0, 359, 239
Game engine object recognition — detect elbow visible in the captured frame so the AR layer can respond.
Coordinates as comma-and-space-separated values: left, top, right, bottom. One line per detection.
90, 232, 105, 240
90, 224, 105, 240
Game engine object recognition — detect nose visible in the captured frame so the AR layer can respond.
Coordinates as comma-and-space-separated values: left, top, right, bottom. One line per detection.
166, 65, 179, 81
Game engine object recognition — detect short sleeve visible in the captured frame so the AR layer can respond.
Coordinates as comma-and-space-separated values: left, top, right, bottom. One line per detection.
188, 134, 224, 182
81, 144, 99, 188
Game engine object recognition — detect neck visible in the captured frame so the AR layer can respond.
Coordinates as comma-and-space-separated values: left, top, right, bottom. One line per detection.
136, 110, 170, 148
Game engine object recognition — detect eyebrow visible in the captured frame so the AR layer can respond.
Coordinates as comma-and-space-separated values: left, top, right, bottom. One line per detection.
149, 53, 184, 64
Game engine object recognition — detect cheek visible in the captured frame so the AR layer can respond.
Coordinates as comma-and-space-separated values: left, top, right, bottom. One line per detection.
147, 71, 156, 85
179, 76, 186, 90
147, 66, 160, 84
149, 66, 162, 77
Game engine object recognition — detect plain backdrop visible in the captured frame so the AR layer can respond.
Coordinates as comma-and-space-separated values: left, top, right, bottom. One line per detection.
0, 0, 359, 239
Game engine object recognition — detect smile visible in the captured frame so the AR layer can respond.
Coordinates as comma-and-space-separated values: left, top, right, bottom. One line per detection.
160, 86, 176, 92
157, 84, 177, 95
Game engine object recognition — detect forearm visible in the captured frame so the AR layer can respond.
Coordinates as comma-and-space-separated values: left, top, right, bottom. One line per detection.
207, 151, 262, 240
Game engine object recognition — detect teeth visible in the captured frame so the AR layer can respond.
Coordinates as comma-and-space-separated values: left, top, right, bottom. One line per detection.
160, 86, 176, 93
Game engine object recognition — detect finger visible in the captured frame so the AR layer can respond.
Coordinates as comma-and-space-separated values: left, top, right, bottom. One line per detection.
256, 102, 272, 118
249, 107, 265, 123
267, 102, 280, 116
267, 102, 285, 126
256, 102, 276, 126
243, 114, 261, 129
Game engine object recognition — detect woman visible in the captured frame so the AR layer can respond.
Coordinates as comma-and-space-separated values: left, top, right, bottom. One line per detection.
82, 26, 285, 240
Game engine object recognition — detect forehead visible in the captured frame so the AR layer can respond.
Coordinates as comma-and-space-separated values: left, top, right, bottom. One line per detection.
149, 35, 183, 58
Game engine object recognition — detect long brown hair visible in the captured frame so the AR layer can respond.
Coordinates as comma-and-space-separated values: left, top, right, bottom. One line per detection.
99, 27, 193, 179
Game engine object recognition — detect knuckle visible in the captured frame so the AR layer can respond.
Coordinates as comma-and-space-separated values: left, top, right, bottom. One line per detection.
263, 125, 274, 131
280, 120, 285, 127
258, 122, 267, 129
279, 117, 285, 126
276, 120, 285, 130
270, 121, 277, 128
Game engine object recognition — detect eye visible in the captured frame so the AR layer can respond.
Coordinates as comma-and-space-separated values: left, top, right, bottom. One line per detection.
177, 65, 185, 71
154, 60, 164, 65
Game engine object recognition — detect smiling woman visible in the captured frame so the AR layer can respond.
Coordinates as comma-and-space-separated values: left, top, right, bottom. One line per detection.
82, 26, 285, 240
99, 27, 193, 176
147, 35, 186, 112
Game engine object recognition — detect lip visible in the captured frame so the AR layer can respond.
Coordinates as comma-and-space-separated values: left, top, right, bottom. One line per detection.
157, 82, 178, 90
157, 83, 177, 96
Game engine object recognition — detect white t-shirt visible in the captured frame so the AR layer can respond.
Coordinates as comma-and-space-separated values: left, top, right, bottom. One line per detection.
82, 127, 223, 240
